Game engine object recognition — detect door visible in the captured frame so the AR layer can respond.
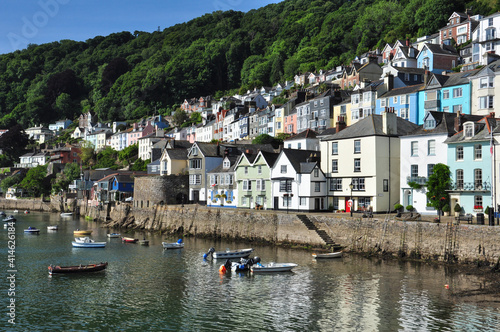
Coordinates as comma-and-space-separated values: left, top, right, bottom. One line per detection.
274, 197, 279, 210
192, 190, 199, 203
315, 198, 320, 211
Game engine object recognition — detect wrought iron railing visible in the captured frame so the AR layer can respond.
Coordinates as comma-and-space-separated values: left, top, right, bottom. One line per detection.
406, 176, 427, 185
449, 181, 491, 191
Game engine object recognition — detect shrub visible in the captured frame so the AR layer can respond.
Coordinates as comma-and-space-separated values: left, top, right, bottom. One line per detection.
394, 203, 403, 211
442, 204, 450, 212
454, 203, 461, 213
485, 206, 490, 215
406, 205, 414, 211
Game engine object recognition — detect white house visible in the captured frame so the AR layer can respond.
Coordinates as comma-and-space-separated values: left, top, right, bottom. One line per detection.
284, 129, 320, 151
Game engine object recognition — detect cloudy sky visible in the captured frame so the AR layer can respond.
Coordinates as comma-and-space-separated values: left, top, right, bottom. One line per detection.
0, 0, 282, 54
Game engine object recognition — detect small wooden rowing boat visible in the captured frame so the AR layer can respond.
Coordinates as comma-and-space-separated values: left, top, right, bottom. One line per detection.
122, 237, 138, 243
48, 262, 108, 275
312, 251, 343, 259
251, 262, 298, 273
74, 229, 93, 236
24, 227, 40, 233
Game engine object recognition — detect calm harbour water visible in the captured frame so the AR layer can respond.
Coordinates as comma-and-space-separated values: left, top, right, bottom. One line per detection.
1, 212, 500, 331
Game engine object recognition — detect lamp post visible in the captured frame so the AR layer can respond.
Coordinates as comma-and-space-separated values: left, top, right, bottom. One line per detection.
349, 182, 354, 217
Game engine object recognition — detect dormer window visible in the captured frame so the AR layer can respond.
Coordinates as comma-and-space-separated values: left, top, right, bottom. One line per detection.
223, 159, 230, 169
464, 123, 474, 138
424, 118, 436, 130
191, 147, 198, 156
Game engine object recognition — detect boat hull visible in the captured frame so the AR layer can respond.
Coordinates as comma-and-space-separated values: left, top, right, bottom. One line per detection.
122, 237, 138, 243
47, 226, 58, 230
72, 241, 106, 248
107, 233, 120, 238
74, 230, 93, 236
251, 263, 298, 273
24, 229, 40, 233
212, 248, 254, 259
48, 262, 108, 275
162, 242, 184, 249
312, 252, 343, 259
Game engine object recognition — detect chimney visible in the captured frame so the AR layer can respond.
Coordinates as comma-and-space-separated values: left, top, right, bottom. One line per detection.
424, 70, 430, 85
384, 74, 394, 91
454, 112, 463, 132
382, 110, 397, 135
336, 116, 347, 133
406, 38, 409, 47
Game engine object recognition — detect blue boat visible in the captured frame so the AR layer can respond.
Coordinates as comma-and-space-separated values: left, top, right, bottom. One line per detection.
24, 227, 40, 234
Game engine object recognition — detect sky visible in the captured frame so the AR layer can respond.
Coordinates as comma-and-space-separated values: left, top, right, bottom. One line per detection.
0, 0, 282, 55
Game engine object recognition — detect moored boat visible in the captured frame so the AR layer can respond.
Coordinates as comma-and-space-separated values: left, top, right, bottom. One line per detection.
204, 247, 254, 260
47, 225, 59, 230
3, 215, 16, 222
107, 233, 121, 238
0, 211, 6, 217
48, 262, 108, 275
139, 239, 149, 246
162, 239, 184, 249
122, 237, 138, 243
24, 210, 30, 214
312, 251, 343, 259
71, 237, 106, 248
60, 212, 73, 217
251, 262, 298, 273
24, 227, 40, 234
74, 229, 93, 236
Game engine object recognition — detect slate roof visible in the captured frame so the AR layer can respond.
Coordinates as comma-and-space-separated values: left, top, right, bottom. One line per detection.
321, 114, 419, 141
442, 69, 480, 87
445, 117, 500, 144
281, 149, 320, 173
317, 127, 337, 137
404, 112, 483, 137
207, 155, 239, 174
391, 66, 426, 75
424, 43, 458, 56
286, 129, 318, 140
379, 84, 424, 98
165, 148, 188, 161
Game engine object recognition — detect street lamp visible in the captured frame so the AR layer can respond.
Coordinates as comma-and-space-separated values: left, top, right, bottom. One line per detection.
349, 182, 354, 217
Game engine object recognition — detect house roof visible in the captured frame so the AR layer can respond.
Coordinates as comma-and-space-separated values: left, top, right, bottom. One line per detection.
442, 69, 480, 87
281, 149, 320, 173
445, 117, 500, 143
391, 66, 426, 75
423, 43, 458, 56
379, 84, 425, 98
317, 127, 337, 137
165, 148, 188, 160
321, 114, 419, 140
404, 112, 483, 137
286, 129, 318, 140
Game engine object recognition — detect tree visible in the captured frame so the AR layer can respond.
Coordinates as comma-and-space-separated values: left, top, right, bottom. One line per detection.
172, 109, 188, 127
78, 141, 95, 167
426, 163, 451, 212
130, 158, 147, 171
252, 133, 282, 149
51, 162, 81, 193
0, 124, 31, 166
118, 144, 138, 166
0, 174, 23, 193
19, 165, 49, 197
94, 147, 119, 169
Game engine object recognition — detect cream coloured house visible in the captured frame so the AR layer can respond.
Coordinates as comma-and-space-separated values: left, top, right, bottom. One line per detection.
320, 111, 418, 213
159, 149, 188, 176
469, 58, 500, 117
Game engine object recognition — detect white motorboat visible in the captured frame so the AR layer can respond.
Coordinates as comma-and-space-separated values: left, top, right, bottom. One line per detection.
72, 237, 106, 248
312, 251, 343, 259
251, 262, 298, 273
3, 215, 16, 222
60, 212, 73, 217
107, 233, 121, 238
204, 247, 254, 259
24, 227, 40, 234
162, 239, 184, 249
47, 225, 59, 230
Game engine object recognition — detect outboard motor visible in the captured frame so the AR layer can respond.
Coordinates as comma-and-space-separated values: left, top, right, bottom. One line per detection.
203, 247, 215, 260
177, 239, 183, 244
253, 256, 261, 265
224, 259, 232, 271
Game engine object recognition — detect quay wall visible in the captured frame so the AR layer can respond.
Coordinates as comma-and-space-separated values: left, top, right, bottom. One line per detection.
3, 198, 499, 265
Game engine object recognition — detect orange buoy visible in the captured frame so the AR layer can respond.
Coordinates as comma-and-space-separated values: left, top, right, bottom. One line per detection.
219, 265, 227, 274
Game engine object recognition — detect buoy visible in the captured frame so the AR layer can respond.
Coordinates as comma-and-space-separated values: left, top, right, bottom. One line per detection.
444, 284, 449, 289
219, 265, 226, 274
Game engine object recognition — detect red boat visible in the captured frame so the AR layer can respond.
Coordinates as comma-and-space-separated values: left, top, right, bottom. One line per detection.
48, 262, 108, 275
121, 237, 138, 243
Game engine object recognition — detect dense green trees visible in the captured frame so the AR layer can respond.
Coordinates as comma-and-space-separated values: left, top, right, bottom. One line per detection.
0, 0, 496, 129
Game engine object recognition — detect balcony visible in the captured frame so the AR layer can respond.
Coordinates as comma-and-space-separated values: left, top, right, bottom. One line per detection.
424, 99, 440, 109
406, 176, 427, 185
449, 181, 491, 191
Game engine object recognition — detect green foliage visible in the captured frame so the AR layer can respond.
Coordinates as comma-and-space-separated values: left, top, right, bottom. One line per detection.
0, 124, 32, 166
0, 174, 23, 193
442, 204, 450, 212
52, 162, 81, 193
485, 206, 490, 215
252, 133, 282, 149
130, 158, 147, 171
426, 163, 451, 210
394, 203, 403, 211
454, 203, 461, 213
79, 142, 95, 168
407, 181, 422, 190
406, 205, 414, 211
19, 165, 50, 196
94, 147, 119, 169
118, 144, 138, 166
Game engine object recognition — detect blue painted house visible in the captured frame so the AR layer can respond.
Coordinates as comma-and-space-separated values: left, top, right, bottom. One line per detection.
416, 43, 460, 74
445, 115, 495, 216
376, 84, 423, 124
95, 173, 136, 202
418, 70, 478, 125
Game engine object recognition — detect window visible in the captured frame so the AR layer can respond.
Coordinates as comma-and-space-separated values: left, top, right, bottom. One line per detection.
314, 182, 320, 192
352, 94, 360, 104
352, 178, 365, 190
400, 108, 409, 120
383, 179, 388, 192
332, 160, 338, 173
453, 105, 462, 113
424, 118, 436, 129
298, 143, 302, 150
300, 197, 307, 206
427, 164, 435, 177
464, 124, 473, 138
314, 169, 319, 177
475, 144, 482, 160
191, 147, 198, 156
363, 92, 371, 102
332, 142, 338, 155
257, 165, 262, 174
189, 174, 201, 185
244, 166, 249, 175
283, 196, 291, 207
354, 140, 361, 153
223, 160, 230, 169
475, 169, 483, 189
443, 106, 450, 113
256, 179, 266, 191
242, 197, 248, 206
456, 169, 464, 189
456, 146, 464, 160
401, 95, 408, 104
411, 165, 418, 178
453, 88, 463, 98
489, 17, 494, 26
411, 141, 418, 156
404, 73, 410, 81
279, 180, 292, 192
443, 90, 449, 99
480, 77, 494, 88
475, 195, 483, 209
281, 165, 287, 174
380, 99, 386, 107
428, 140, 436, 155
190, 159, 202, 169
242, 180, 252, 191
479, 96, 494, 109
354, 159, 361, 172
393, 96, 398, 104
330, 178, 342, 191
226, 175, 233, 185
210, 175, 219, 186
